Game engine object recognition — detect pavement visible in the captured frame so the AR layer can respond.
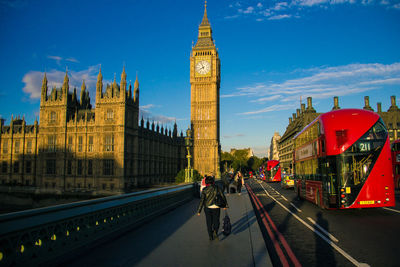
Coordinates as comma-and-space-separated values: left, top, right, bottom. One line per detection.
64, 187, 272, 267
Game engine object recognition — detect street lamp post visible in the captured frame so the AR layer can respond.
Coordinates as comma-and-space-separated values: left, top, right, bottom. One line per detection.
185, 127, 194, 183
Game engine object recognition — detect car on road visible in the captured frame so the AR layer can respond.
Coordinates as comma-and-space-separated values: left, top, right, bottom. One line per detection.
281, 174, 294, 189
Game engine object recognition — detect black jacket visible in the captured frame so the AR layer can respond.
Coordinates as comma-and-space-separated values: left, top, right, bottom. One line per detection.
197, 184, 228, 213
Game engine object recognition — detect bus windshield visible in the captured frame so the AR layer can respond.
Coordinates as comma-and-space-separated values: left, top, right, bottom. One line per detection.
336, 118, 387, 204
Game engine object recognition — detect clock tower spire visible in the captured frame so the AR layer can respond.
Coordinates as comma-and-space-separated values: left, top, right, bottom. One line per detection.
190, 1, 221, 178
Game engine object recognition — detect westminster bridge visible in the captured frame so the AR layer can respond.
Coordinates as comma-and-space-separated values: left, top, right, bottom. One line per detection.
0, 180, 399, 267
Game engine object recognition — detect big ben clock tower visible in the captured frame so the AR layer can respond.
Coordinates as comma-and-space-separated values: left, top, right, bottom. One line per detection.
190, 1, 221, 178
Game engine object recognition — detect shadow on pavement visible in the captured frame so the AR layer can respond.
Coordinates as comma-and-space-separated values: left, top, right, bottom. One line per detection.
61, 199, 197, 266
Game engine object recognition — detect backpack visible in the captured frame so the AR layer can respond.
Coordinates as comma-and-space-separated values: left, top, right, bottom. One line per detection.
222, 211, 231, 236
214, 188, 226, 208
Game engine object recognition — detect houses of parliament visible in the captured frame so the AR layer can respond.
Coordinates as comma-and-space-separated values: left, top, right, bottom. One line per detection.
0, 69, 187, 195
0, 2, 222, 195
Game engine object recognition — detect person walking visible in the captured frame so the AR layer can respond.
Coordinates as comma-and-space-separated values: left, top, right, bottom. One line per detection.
221, 173, 230, 194
197, 175, 228, 241
236, 171, 245, 195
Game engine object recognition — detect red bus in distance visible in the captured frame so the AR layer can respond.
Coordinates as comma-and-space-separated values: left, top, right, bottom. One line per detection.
391, 139, 400, 189
293, 109, 395, 209
265, 160, 282, 182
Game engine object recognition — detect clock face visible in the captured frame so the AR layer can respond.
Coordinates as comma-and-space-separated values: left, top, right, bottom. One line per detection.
195, 60, 211, 75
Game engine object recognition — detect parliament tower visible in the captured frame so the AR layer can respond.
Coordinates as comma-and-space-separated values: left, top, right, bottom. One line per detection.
190, 2, 221, 178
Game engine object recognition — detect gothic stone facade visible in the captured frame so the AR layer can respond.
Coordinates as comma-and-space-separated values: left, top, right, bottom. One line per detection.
279, 97, 320, 174
190, 4, 221, 177
0, 69, 186, 195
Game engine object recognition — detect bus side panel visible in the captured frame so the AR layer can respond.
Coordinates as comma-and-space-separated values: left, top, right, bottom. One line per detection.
274, 168, 282, 182
305, 181, 323, 206
349, 139, 395, 208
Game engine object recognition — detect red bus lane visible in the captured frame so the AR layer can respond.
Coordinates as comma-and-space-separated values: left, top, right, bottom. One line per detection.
246, 178, 385, 266
246, 183, 301, 267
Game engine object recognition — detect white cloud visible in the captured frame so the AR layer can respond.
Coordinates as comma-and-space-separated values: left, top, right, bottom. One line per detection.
233, 62, 400, 115
47, 55, 79, 65
226, 0, 398, 21
273, 2, 289, 10
66, 57, 79, 63
139, 109, 176, 125
22, 65, 101, 100
296, 0, 329, 7
239, 104, 297, 115
240, 6, 255, 14
251, 95, 282, 103
139, 104, 176, 126
140, 104, 158, 110
221, 91, 252, 98
224, 14, 240, 19
361, 0, 375, 5
223, 133, 245, 139
47, 55, 63, 65
393, 3, 400, 8
268, 14, 292, 20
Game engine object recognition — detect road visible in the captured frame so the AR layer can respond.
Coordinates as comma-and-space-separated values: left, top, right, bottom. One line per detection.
246, 178, 400, 267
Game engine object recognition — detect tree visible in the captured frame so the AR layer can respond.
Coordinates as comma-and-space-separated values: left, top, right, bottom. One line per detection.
221, 152, 234, 173
175, 169, 202, 183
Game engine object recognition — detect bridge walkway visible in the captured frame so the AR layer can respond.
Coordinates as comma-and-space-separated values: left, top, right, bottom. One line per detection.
62, 188, 272, 267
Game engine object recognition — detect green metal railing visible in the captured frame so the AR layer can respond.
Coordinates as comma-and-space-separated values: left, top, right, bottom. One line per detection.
0, 183, 196, 266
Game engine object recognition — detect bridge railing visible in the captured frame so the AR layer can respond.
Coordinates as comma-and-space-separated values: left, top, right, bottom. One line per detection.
0, 183, 197, 266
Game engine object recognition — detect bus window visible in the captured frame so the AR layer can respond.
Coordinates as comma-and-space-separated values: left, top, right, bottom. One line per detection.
325, 156, 338, 195
337, 119, 387, 204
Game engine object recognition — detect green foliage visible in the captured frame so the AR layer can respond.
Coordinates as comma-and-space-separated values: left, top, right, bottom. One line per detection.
232, 150, 248, 162
221, 152, 234, 173
247, 156, 266, 172
221, 151, 234, 162
192, 169, 202, 182
175, 169, 202, 183
221, 150, 268, 173
175, 169, 186, 183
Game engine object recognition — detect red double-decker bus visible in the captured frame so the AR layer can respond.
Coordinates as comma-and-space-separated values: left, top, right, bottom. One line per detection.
293, 109, 395, 209
265, 160, 282, 182
391, 139, 400, 189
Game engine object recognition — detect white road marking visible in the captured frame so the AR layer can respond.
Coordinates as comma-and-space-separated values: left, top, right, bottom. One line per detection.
290, 203, 302, 212
383, 207, 400, 214
259, 182, 368, 267
307, 217, 339, 243
280, 194, 288, 201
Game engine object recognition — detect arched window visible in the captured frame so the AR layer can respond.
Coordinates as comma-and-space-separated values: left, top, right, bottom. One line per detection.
50, 111, 56, 122
106, 109, 114, 120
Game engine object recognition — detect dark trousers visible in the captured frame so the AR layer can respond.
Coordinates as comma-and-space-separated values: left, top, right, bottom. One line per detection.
204, 207, 220, 237
222, 182, 229, 193
237, 182, 242, 193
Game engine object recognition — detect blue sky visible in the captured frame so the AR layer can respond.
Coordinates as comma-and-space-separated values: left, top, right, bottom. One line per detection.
0, 0, 399, 157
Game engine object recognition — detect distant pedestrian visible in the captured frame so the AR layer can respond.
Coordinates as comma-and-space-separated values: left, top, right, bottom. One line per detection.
197, 175, 228, 241
235, 171, 245, 195
221, 173, 230, 194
